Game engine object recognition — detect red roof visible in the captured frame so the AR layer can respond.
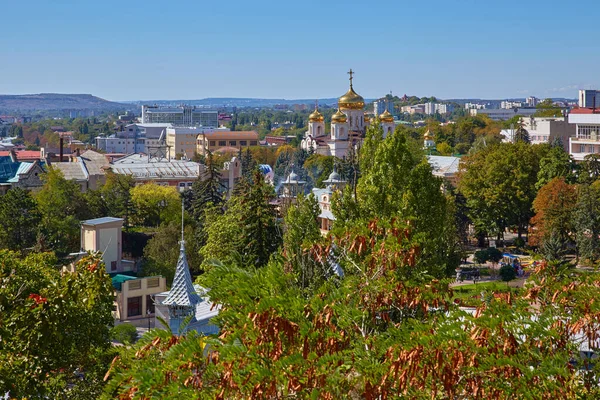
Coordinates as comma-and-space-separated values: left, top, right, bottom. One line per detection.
0, 150, 41, 161
569, 107, 600, 114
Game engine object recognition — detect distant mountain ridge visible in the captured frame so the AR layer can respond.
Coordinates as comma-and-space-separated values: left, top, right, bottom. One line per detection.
0, 93, 133, 112
125, 97, 375, 108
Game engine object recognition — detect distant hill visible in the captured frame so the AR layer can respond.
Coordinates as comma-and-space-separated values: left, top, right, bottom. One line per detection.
125, 97, 375, 108
0, 93, 134, 113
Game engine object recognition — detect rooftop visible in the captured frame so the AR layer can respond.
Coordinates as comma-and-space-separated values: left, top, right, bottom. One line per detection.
82, 216, 124, 226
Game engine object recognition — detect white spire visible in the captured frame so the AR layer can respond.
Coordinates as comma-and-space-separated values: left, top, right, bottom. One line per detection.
162, 200, 199, 308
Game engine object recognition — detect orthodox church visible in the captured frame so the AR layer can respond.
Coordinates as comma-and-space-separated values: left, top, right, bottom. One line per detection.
301, 70, 395, 159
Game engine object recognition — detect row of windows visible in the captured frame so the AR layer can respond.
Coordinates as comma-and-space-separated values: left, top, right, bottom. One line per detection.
577, 125, 600, 139
209, 140, 257, 147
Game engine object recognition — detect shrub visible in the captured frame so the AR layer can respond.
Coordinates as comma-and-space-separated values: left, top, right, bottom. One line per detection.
473, 250, 488, 265
486, 247, 503, 263
499, 264, 516, 283
111, 323, 138, 344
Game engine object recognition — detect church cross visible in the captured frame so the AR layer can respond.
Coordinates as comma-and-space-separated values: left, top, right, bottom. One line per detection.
347, 69, 354, 86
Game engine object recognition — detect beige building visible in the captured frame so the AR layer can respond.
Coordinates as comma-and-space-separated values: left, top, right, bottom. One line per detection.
166, 126, 233, 159
113, 275, 167, 321
80, 217, 134, 273
197, 131, 259, 155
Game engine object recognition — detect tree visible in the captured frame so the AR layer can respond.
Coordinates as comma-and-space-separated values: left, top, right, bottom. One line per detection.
130, 183, 181, 227
142, 221, 200, 283
36, 168, 91, 257
530, 177, 577, 254
574, 181, 600, 264
534, 98, 563, 117
303, 154, 334, 188
238, 170, 282, 267
0, 188, 41, 251
240, 147, 257, 181
191, 150, 225, 219
0, 251, 115, 399
101, 172, 135, 228
459, 142, 540, 243
282, 193, 322, 289
499, 263, 516, 284
536, 144, 577, 189
104, 223, 600, 399
578, 154, 600, 184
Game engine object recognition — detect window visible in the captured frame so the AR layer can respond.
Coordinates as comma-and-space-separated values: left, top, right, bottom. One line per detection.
179, 182, 186, 188
146, 295, 155, 314
218, 141, 226, 146
240, 140, 247, 146
210, 141, 216, 146
147, 277, 160, 288
250, 141, 257, 146
229, 140, 237, 146
129, 280, 141, 290
127, 296, 142, 317
111, 261, 117, 271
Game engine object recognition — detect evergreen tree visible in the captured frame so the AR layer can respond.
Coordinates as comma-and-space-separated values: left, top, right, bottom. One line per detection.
239, 170, 281, 267
191, 150, 225, 219
0, 188, 41, 251
574, 182, 600, 263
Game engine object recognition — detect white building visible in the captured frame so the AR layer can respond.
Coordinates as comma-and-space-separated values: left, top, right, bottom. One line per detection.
301, 70, 371, 158
141, 105, 218, 127
501, 101, 523, 109
470, 107, 537, 121
568, 108, 600, 161
579, 90, 600, 108
526, 96, 539, 107
522, 116, 573, 150
464, 103, 486, 110
95, 123, 172, 154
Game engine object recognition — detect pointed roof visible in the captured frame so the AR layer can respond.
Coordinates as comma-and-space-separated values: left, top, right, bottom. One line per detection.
162, 240, 200, 307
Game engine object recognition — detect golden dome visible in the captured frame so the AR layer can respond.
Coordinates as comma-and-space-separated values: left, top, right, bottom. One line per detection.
338, 85, 365, 110
364, 114, 371, 123
424, 129, 433, 140
379, 110, 394, 123
309, 108, 324, 122
331, 109, 347, 123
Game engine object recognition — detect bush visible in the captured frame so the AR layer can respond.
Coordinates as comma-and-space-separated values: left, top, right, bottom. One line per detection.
486, 247, 503, 263
473, 250, 488, 264
111, 323, 138, 344
499, 264, 516, 283
513, 237, 525, 249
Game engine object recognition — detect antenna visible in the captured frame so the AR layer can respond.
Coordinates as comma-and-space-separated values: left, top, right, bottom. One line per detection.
181, 198, 185, 243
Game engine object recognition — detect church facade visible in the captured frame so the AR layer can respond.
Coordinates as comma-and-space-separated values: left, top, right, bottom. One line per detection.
301, 70, 395, 159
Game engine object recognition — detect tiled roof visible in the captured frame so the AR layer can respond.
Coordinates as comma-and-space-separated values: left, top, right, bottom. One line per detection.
162, 241, 201, 308
0, 150, 40, 161
202, 131, 258, 140
569, 108, 600, 114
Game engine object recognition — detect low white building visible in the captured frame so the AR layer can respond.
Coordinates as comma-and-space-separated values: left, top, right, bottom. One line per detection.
568, 108, 600, 161
469, 107, 537, 121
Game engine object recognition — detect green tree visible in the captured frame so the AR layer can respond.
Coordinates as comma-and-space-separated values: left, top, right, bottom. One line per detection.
303, 154, 334, 187
0, 188, 41, 251
578, 154, 600, 184
536, 145, 577, 189
499, 263, 516, 284
0, 251, 115, 398
282, 193, 322, 289
574, 181, 600, 264
459, 142, 540, 243
130, 183, 181, 227
191, 150, 225, 218
101, 171, 135, 228
142, 221, 200, 283
534, 98, 563, 117
36, 168, 91, 257
110, 323, 138, 344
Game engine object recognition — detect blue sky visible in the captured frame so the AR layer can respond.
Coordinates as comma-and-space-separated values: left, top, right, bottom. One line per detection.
1, 0, 598, 101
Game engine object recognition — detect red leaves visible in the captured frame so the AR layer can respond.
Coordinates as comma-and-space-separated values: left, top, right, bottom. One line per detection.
28, 293, 47, 308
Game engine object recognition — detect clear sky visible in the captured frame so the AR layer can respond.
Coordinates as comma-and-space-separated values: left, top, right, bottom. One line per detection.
1, 0, 599, 101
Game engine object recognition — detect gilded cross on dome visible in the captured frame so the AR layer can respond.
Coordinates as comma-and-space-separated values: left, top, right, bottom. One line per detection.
347, 69, 354, 86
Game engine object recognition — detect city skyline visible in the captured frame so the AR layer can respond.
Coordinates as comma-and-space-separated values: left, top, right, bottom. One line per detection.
1, 0, 599, 101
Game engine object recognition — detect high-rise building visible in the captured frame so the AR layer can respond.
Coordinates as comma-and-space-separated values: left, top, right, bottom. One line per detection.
579, 90, 600, 108
373, 99, 393, 116
141, 105, 218, 127
526, 96, 539, 107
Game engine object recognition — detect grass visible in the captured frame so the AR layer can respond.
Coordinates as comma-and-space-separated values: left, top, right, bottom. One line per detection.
452, 281, 518, 307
